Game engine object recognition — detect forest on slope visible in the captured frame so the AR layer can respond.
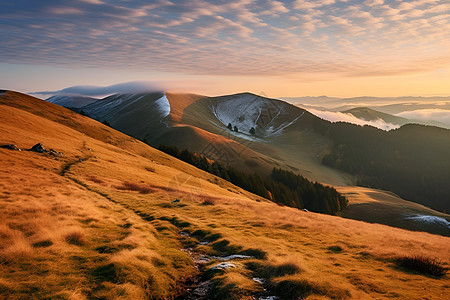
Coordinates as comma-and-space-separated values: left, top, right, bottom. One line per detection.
316, 122, 450, 213
158, 145, 348, 215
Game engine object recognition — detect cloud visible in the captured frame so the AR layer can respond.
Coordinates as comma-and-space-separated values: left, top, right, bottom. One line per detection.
0, 0, 449, 81
308, 108, 400, 131
35, 81, 165, 97
396, 109, 450, 125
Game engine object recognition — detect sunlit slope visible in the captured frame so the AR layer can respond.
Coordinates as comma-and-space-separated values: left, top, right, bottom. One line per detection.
338, 186, 450, 237
165, 92, 205, 123
1, 91, 449, 299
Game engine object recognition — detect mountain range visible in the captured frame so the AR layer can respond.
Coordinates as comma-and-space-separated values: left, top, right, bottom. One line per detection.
0, 90, 448, 299
45, 91, 450, 225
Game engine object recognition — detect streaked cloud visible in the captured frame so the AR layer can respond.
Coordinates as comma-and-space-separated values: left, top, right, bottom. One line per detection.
308, 109, 400, 131
0, 0, 449, 82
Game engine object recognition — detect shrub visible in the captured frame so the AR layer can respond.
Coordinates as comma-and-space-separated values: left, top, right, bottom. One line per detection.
396, 256, 448, 277
65, 231, 86, 246
202, 198, 216, 205
269, 279, 350, 299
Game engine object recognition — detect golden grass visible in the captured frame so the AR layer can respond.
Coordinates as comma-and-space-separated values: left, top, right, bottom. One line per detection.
1, 92, 449, 299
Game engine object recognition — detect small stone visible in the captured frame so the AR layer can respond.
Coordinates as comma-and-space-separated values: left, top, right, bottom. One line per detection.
30, 143, 45, 153
48, 149, 63, 157
210, 262, 236, 271
0, 144, 21, 151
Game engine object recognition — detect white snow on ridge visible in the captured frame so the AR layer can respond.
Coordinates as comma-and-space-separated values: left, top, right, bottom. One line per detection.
155, 93, 170, 117
210, 94, 303, 138
83, 92, 169, 119
405, 214, 450, 228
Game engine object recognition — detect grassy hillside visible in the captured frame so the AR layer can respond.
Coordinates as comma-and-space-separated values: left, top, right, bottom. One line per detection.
1, 91, 449, 299
338, 186, 450, 237
158, 145, 347, 215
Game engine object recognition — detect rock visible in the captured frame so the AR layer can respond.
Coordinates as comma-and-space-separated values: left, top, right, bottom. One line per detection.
30, 143, 45, 153
209, 262, 236, 271
48, 149, 63, 157
252, 277, 266, 285
0, 144, 21, 151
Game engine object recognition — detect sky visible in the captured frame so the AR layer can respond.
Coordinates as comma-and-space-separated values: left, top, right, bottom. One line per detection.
1, 0, 450, 97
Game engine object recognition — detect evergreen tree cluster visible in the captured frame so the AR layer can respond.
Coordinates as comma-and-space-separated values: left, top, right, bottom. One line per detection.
158, 145, 347, 215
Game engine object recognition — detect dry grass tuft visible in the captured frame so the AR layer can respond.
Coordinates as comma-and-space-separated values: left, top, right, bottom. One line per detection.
201, 198, 216, 205
268, 277, 351, 300
247, 261, 302, 279
396, 256, 448, 277
210, 272, 262, 300
65, 230, 87, 246
0, 225, 32, 262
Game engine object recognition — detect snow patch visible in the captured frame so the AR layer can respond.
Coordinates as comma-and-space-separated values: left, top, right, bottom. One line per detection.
155, 93, 170, 117
210, 94, 303, 139
405, 214, 450, 228
212, 254, 252, 261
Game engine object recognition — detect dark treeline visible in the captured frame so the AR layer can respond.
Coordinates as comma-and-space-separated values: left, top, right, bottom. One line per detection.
158, 145, 347, 215
313, 121, 450, 213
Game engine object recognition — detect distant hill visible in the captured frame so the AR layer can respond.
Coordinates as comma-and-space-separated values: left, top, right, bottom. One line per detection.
342, 107, 411, 126
283, 95, 450, 129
